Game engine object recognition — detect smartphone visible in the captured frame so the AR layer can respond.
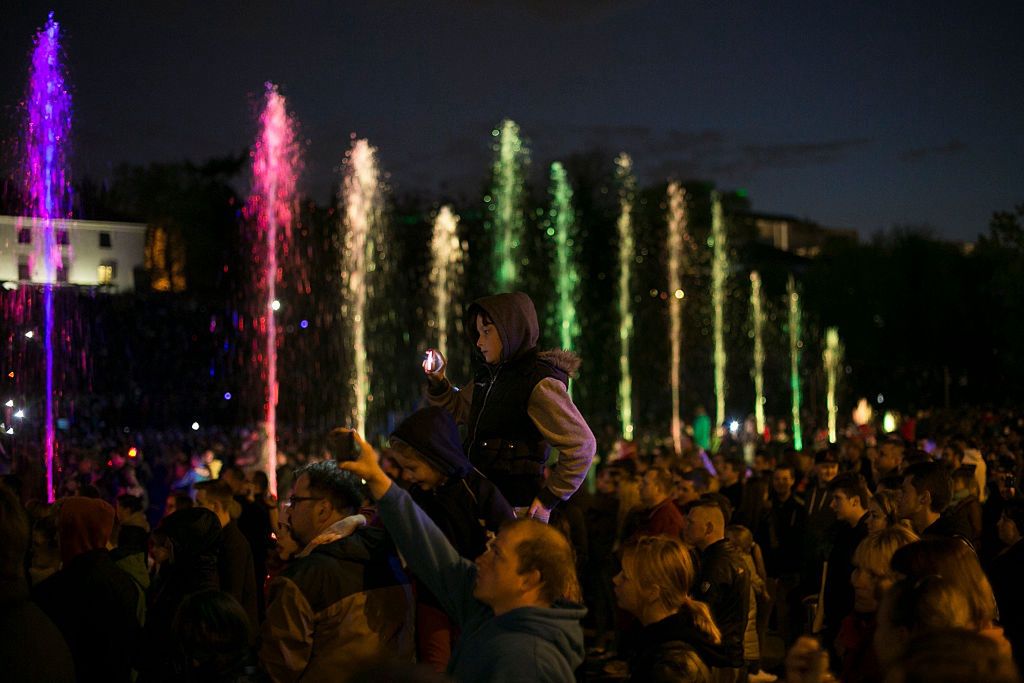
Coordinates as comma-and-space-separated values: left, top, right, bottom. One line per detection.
327, 428, 357, 462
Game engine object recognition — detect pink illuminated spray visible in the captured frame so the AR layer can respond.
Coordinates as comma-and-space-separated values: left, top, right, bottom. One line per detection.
247, 83, 300, 496
24, 13, 72, 502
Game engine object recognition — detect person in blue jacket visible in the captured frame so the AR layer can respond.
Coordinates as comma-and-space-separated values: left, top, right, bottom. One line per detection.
340, 431, 586, 682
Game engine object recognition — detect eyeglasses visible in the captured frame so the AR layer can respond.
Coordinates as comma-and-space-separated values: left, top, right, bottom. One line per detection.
286, 495, 324, 508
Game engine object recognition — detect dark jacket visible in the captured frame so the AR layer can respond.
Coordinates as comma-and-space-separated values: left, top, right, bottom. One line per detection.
428, 292, 596, 508
694, 538, 750, 668
259, 523, 414, 682
990, 540, 1024, 669
921, 508, 975, 542
823, 514, 869, 640
0, 577, 75, 683
377, 484, 586, 682
628, 610, 730, 680
758, 493, 806, 577
220, 519, 259, 630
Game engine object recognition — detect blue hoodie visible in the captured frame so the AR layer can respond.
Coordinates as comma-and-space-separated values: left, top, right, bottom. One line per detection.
377, 484, 585, 682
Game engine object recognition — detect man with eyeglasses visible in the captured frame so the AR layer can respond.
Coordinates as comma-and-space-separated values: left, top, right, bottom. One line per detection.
259, 460, 414, 681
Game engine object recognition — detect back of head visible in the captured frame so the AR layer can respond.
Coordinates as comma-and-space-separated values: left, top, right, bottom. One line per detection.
294, 460, 363, 514
173, 589, 252, 679
884, 628, 1021, 683
854, 525, 919, 578
0, 483, 29, 581
890, 538, 996, 627
390, 407, 470, 478
506, 518, 581, 604
903, 461, 953, 513
58, 496, 116, 564
159, 507, 222, 565
886, 575, 973, 633
195, 479, 240, 520
649, 642, 715, 683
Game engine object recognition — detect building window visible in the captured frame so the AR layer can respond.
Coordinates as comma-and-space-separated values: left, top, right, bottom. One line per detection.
99, 232, 112, 248
17, 259, 30, 280
57, 259, 69, 283
17, 228, 31, 244
57, 230, 70, 245
98, 261, 117, 285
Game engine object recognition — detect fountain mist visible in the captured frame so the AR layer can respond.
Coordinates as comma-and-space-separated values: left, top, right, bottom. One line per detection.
487, 120, 527, 292
616, 154, 635, 440
548, 162, 580, 357
787, 274, 803, 451
824, 327, 844, 444
429, 206, 464, 359
711, 193, 729, 431
750, 271, 766, 436
666, 182, 689, 454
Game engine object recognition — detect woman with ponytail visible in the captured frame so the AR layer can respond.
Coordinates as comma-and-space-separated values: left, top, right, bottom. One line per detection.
614, 535, 730, 680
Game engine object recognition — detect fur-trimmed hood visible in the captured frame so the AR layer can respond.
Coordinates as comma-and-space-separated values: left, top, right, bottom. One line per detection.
538, 349, 582, 378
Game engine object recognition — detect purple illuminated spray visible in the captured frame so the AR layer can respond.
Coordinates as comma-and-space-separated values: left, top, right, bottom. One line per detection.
24, 13, 72, 502
247, 83, 300, 496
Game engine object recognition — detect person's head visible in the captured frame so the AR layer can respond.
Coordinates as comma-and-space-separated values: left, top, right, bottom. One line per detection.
882, 628, 1021, 683
57, 496, 116, 564
640, 467, 674, 508
814, 450, 840, 485
879, 437, 906, 474
195, 480, 238, 528
890, 538, 997, 629
614, 535, 721, 642
951, 466, 978, 498
725, 524, 755, 555
898, 462, 952, 522
850, 526, 919, 613
649, 643, 714, 683
998, 499, 1024, 547
596, 466, 617, 495
874, 575, 974, 668
389, 441, 446, 491
675, 468, 710, 505
219, 466, 247, 495
772, 465, 796, 499
475, 312, 502, 364
683, 500, 726, 550
0, 484, 29, 581
828, 472, 871, 526
753, 451, 776, 475
866, 489, 902, 533
116, 494, 144, 520
173, 589, 253, 679
473, 518, 580, 615
719, 458, 744, 486
287, 461, 363, 546
165, 492, 193, 518
389, 407, 470, 492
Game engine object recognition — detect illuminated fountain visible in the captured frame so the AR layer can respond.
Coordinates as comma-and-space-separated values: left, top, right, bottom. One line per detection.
487, 119, 528, 292
246, 83, 300, 495
340, 139, 383, 435
823, 327, 844, 443
548, 162, 580, 359
429, 206, 464, 360
750, 271, 766, 436
23, 13, 72, 502
615, 154, 635, 441
666, 182, 689, 454
711, 193, 729, 431
787, 274, 804, 450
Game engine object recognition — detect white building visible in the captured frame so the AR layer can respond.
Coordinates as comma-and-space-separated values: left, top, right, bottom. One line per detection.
0, 215, 147, 292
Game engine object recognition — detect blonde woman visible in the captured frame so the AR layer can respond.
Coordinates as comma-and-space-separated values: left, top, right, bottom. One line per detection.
613, 535, 728, 680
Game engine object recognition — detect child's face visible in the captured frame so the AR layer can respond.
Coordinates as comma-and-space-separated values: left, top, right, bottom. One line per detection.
475, 316, 503, 364
392, 444, 445, 491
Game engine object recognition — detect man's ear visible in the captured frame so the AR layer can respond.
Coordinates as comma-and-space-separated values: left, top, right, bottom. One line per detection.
520, 567, 543, 593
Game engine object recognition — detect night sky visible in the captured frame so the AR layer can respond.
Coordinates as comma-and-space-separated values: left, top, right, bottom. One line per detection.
3, 1, 1022, 241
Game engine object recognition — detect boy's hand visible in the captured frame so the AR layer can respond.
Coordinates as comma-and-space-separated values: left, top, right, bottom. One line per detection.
422, 348, 447, 385
527, 497, 552, 523
337, 431, 392, 500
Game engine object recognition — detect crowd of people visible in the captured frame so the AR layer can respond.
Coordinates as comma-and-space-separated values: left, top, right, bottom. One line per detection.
2, 292, 1024, 683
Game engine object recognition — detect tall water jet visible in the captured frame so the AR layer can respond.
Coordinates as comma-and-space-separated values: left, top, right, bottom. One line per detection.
341, 139, 384, 435
247, 83, 300, 496
711, 193, 729, 431
787, 274, 804, 451
548, 162, 580, 358
750, 271, 766, 436
666, 182, 689, 454
24, 13, 72, 502
429, 206, 464, 359
615, 154, 636, 440
486, 120, 528, 291
823, 327, 844, 444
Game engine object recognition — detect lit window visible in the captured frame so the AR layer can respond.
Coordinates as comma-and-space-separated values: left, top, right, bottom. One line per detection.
97, 261, 117, 285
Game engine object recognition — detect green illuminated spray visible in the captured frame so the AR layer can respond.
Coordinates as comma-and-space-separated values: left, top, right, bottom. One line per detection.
787, 274, 803, 451
824, 327, 844, 444
548, 162, 580, 355
429, 206, 464, 359
487, 119, 528, 291
667, 182, 689, 454
711, 193, 729, 430
750, 271, 766, 436
616, 154, 636, 440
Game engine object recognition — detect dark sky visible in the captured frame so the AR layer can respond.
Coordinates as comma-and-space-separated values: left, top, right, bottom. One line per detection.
3, 1, 1023, 240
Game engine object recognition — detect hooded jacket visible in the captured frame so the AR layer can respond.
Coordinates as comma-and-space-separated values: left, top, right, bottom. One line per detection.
260, 520, 414, 682
428, 292, 596, 509
377, 483, 586, 682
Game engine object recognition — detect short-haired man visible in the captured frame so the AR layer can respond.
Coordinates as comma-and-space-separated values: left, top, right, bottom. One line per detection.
876, 434, 905, 482
195, 479, 258, 630
898, 461, 970, 539
718, 457, 746, 514
757, 464, 806, 643
821, 472, 871, 646
340, 433, 586, 682
635, 467, 685, 539
683, 499, 750, 676
674, 467, 710, 511
260, 461, 414, 681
